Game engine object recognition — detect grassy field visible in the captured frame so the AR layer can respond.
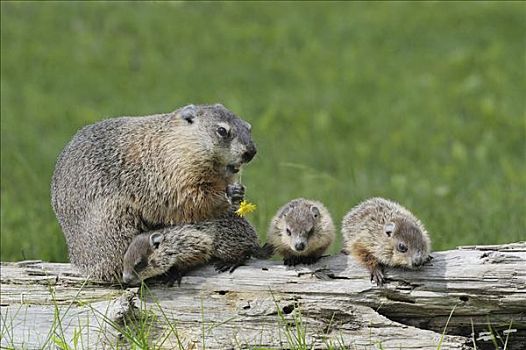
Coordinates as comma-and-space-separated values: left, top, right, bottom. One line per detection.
1, 1, 525, 262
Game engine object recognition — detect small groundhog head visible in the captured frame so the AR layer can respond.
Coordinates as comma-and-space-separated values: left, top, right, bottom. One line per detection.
175, 104, 257, 176
383, 218, 431, 268
279, 201, 321, 254
122, 232, 165, 285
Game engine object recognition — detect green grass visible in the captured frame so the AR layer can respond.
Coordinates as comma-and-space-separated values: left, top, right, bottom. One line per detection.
1, 1, 525, 262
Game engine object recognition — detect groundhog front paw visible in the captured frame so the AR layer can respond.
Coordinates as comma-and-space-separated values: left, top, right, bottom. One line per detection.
215, 260, 244, 273
284, 255, 321, 266
283, 256, 300, 266
226, 183, 245, 206
370, 266, 385, 287
424, 254, 434, 264
302, 256, 322, 265
163, 266, 184, 287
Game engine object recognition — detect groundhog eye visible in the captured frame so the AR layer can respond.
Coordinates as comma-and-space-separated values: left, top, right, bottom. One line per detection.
216, 127, 228, 138
134, 259, 147, 272
397, 242, 408, 253
286, 228, 292, 236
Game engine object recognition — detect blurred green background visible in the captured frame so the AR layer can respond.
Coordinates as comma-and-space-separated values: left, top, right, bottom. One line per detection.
1, 2, 525, 262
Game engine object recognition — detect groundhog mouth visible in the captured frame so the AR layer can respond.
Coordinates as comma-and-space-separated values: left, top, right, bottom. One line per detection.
226, 164, 241, 174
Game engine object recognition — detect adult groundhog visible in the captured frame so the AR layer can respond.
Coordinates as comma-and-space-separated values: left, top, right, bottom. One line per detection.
341, 197, 431, 286
51, 104, 256, 281
122, 211, 272, 286
267, 198, 335, 266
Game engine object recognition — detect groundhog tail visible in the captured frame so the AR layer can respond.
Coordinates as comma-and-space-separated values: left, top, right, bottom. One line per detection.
254, 243, 275, 259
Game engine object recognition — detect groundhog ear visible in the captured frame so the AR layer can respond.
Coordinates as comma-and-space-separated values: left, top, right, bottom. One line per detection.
179, 104, 197, 124
384, 222, 395, 237
280, 205, 292, 218
311, 206, 320, 219
149, 233, 164, 249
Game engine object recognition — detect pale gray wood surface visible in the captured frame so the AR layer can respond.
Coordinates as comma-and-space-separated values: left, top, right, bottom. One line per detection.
1, 242, 525, 349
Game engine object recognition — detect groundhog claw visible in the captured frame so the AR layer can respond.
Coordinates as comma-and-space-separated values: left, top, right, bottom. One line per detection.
370, 266, 385, 286
215, 261, 232, 273
284, 255, 321, 266
164, 267, 184, 287
283, 257, 297, 266
215, 260, 246, 273
284, 256, 305, 266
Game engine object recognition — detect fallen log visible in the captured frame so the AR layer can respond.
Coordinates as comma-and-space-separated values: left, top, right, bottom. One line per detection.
1, 242, 525, 349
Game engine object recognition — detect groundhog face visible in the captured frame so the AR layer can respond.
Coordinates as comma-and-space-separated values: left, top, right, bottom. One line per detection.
280, 203, 321, 254
177, 104, 257, 175
384, 219, 431, 268
122, 233, 165, 285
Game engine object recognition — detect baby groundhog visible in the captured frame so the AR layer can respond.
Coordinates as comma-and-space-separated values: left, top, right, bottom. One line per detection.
122, 228, 213, 286
341, 197, 431, 286
122, 212, 272, 286
267, 198, 335, 266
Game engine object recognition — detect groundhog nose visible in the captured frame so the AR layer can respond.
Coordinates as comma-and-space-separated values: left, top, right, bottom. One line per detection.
122, 272, 138, 285
242, 144, 257, 163
413, 256, 425, 267
295, 242, 306, 251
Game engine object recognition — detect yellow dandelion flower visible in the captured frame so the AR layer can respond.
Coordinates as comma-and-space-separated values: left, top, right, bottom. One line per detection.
236, 200, 257, 217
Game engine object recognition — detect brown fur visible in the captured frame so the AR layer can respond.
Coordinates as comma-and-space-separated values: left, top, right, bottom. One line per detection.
51, 104, 257, 281
351, 242, 384, 285
267, 198, 335, 266
122, 227, 214, 285
342, 197, 432, 286
122, 211, 271, 286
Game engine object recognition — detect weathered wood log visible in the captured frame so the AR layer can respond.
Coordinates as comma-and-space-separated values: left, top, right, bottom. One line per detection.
1, 242, 525, 349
